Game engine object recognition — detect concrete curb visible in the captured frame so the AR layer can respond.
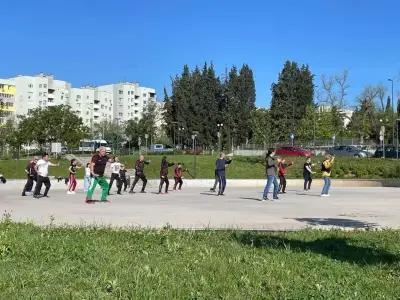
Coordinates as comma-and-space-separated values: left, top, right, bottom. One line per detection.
2, 178, 400, 190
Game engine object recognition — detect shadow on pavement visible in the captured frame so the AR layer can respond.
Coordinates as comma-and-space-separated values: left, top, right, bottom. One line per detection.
233, 232, 399, 266
293, 218, 378, 229
239, 197, 262, 202
200, 192, 219, 196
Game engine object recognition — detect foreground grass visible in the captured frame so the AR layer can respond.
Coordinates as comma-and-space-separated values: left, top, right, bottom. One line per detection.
2, 154, 400, 180
0, 221, 399, 299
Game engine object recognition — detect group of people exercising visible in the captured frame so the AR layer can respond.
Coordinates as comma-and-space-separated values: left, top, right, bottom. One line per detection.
20, 146, 335, 203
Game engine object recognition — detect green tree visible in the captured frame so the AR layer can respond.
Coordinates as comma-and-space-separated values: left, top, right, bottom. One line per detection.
270, 61, 314, 142
17, 105, 88, 148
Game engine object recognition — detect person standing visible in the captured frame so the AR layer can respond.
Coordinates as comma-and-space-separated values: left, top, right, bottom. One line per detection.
278, 158, 293, 194
321, 154, 335, 197
173, 163, 184, 191
22, 156, 38, 196
119, 164, 128, 192
86, 147, 112, 203
129, 155, 150, 193
303, 157, 315, 191
158, 156, 174, 194
108, 156, 122, 195
83, 163, 91, 193
67, 159, 81, 194
262, 149, 279, 201
215, 152, 232, 196
33, 153, 59, 198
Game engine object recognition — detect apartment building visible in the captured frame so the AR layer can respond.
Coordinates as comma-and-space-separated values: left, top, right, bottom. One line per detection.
1, 73, 157, 127
0, 79, 16, 125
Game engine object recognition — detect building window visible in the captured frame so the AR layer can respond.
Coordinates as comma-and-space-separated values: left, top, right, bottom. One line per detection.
44, 84, 47, 88
119, 113, 123, 117
28, 84, 33, 88
143, 93, 146, 97
77, 95, 81, 99
119, 90, 123, 94
39, 92, 42, 96
39, 84, 42, 88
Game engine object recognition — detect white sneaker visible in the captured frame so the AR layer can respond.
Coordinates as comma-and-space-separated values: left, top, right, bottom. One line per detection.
67, 191, 73, 195
321, 194, 328, 197
71, 191, 76, 194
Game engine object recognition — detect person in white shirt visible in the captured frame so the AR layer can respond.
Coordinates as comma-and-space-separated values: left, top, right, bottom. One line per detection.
108, 156, 122, 195
83, 162, 92, 192
33, 153, 59, 198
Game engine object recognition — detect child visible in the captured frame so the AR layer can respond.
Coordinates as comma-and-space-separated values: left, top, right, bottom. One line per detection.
321, 154, 335, 197
173, 163, 184, 191
108, 156, 122, 195
119, 164, 128, 192
84, 163, 91, 192
67, 159, 81, 194
303, 157, 316, 191
278, 158, 293, 194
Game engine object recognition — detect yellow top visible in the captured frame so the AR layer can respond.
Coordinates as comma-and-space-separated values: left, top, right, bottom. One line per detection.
322, 160, 333, 177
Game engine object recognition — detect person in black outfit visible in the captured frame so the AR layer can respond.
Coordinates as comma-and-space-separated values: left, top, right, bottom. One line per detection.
22, 156, 38, 196
158, 156, 174, 194
215, 152, 232, 196
303, 157, 315, 191
129, 155, 150, 193
119, 164, 128, 192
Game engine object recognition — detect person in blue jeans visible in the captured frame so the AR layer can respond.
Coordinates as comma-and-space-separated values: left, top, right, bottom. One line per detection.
215, 152, 232, 196
263, 148, 279, 201
321, 154, 335, 196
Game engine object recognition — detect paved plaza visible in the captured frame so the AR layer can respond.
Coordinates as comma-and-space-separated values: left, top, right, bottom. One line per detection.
1, 180, 399, 230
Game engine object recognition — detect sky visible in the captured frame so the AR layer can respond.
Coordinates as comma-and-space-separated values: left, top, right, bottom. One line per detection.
1, 0, 400, 108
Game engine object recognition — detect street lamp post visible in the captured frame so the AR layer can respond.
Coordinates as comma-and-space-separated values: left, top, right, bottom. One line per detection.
380, 119, 385, 159
397, 119, 400, 159
178, 126, 185, 149
172, 121, 178, 150
217, 123, 223, 152
388, 79, 395, 145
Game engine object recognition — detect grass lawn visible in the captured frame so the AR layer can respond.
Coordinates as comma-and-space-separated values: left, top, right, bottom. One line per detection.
0, 220, 399, 299
1, 154, 400, 180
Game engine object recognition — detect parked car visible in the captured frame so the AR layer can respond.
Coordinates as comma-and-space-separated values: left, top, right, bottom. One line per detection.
275, 146, 313, 157
327, 146, 368, 158
373, 146, 400, 158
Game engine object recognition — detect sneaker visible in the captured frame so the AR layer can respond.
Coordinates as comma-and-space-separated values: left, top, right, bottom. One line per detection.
129, 190, 135, 194
33, 195, 41, 199
100, 199, 111, 203
273, 197, 279, 200
67, 191, 73, 195
22, 193, 26, 196
321, 194, 328, 197
43, 195, 50, 198
262, 196, 268, 201
71, 191, 76, 194
140, 190, 146, 193
281, 191, 286, 194
210, 188, 215, 192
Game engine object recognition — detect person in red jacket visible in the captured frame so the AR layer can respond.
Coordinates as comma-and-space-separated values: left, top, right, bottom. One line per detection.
278, 158, 293, 194
173, 163, 185, 191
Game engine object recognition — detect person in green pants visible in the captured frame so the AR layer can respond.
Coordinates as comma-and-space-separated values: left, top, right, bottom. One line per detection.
86, 147, 112, 204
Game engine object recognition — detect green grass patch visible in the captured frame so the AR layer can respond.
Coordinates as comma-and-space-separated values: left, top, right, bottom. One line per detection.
0, 220, 399, 299
2, 155, 400, 179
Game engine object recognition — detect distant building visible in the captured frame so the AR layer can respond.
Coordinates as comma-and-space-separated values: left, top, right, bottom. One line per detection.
0, 79, 16, 125
0, 73, 158, 128
318, 105, 354, 127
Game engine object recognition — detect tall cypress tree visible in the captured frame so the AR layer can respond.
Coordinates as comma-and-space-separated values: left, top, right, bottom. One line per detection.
270, 61, 314, 142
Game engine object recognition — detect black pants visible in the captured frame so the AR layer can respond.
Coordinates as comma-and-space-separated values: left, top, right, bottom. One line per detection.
279, 175, 286, 192
159, 176, 169, 193
108, 173, 122, 194
34, 175, 51, 196
130, 174, 147, 192
217, 171, 226, 194
120, 178, 128, 191
304, 173, 312, 190
173, 177, 183, 190
23, 175, 36, 195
